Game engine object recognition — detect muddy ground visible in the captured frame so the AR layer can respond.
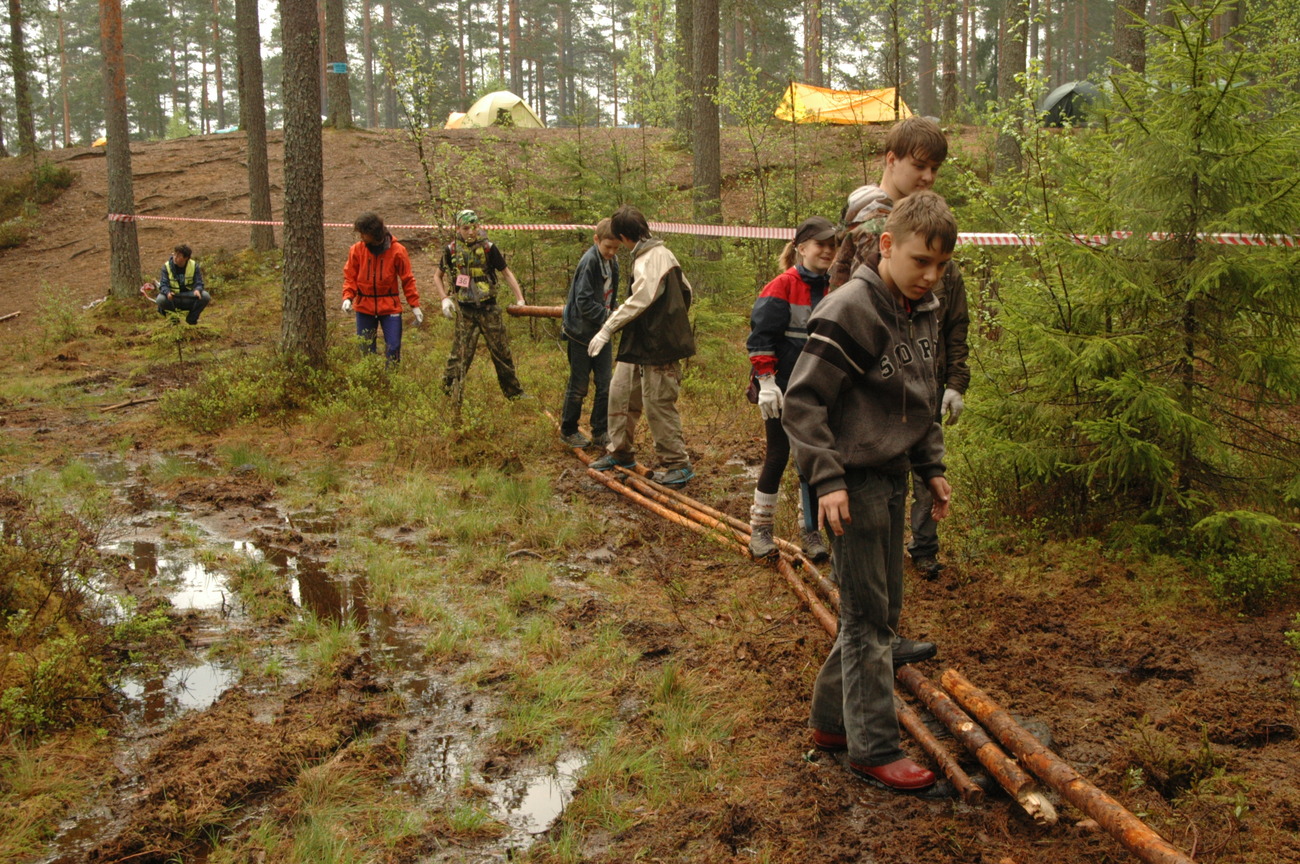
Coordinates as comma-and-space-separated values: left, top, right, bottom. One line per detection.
2, 130, 1298, 864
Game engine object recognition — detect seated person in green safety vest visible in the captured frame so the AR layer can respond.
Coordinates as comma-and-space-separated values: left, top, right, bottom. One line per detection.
155, 244, 210, 325
433, 209, 529, 402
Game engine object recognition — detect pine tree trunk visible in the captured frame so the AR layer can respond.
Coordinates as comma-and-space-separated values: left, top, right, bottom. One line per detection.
457, 1, 467, 106
509, 0, 521, 94
201, 41, 210, 133
496, 0, 505, 81
212, 0, 225, 128
10, 0, 38, 155
942, 5, 958, 117
1028, 0, 1038, 65
556, 1, 568, 122
995, 0, 1027, 174
0, 105, 8, 158
918, 1, 937, 117
279, 0, 326, 367
99, 0, 141, 298
962, 0, 969, 98
803, 0, 823, 86
692, 0, 721, 241
324, 0, 352, 127
58, 0, 70, 147
1114, 0, 1147, 75
675, 0, 692, 141
362, 0, 375, 126
235, 0, 275, 250
382, 0, 396, 127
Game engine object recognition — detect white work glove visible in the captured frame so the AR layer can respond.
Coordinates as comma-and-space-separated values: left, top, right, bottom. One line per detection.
942, 387, 964, 425
413, 306, 424, 325
757, 376, 783, 420
441, 297, 456, 319
341, 298, 352, 312
587, 327, 611, 358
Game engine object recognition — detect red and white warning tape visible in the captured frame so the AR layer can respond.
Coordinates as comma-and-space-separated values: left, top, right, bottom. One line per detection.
108, 213, 1300, 248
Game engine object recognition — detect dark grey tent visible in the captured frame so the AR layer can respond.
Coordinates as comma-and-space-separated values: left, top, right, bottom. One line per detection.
1038, 81, 1101, 127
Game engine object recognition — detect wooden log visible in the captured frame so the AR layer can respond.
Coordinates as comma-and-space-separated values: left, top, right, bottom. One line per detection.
775, 554, 838, 636
505, 304, 563, 318
583, 467, 747, 557
895, 692, 984, 805
897, 665, 1056, 823
941, 669, 1196, 864
0, 311, 20, 323
102, 396, 160, 411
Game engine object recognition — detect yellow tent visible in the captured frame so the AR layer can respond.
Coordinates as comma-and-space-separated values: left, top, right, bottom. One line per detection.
446, 91, 545, 129
774, 83, 912, 125
444, 111, 468, 129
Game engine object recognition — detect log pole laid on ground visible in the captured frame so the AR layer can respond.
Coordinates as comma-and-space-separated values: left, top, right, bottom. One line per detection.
0, 311, 20, 323
897, 665, 1056, 823
941, 669, 1196, 864
895, 693, 985, 805
505, 304, 563, 318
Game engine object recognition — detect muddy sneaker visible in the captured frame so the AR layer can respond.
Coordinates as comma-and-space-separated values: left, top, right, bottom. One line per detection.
590, 432, 610, 448
891, 635, 937, 667
801, 529, 830, 563
748, 525, 777, 560
590, 453, 636, 471
912, 556, 943, 580
561, 431, 591, 448
655, 466, 695, 488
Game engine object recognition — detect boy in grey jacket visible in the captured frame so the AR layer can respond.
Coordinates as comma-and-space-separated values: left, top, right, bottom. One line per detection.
560, 218, 621, 448
782, 191, 956, 793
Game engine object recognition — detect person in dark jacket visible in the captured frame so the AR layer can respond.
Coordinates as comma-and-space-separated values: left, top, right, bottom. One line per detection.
560, 218, 621, 449
155, 244, 210, 325
746, 215, 837, 562
829, 115, 970, 578
586, 205, 696, 488
783, 191, 956, 794
342, 212, 422, 363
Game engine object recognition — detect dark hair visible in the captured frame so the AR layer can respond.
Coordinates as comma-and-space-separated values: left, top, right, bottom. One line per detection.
610, 205, 651, 242
883, 116, 948, 165
883, 190, 958, 254
353, 212, 385, 238
173, 244, 192, 259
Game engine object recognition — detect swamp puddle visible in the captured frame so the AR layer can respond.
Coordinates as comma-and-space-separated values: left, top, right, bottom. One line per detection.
57, 461, 587, 859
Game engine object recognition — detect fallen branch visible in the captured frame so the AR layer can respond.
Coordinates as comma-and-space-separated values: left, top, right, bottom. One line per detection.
102, 396, 160, 411
895, 692, 984, 805
0, 311, 20, 323
897, 665, 1055, 822
505, 304, 563, 318
941, 669, 1195, 864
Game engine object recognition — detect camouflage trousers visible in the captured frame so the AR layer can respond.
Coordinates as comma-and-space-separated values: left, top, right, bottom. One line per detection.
443, 301, 523, 402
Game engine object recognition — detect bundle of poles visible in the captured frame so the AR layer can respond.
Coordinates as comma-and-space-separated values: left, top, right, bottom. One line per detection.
559, 434, 1197, 864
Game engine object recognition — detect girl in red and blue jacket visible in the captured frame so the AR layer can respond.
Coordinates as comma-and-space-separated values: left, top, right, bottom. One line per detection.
745, 215, 838, 561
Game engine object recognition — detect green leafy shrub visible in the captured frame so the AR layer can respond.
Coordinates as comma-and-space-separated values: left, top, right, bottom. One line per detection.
1204, 552, 1296, 612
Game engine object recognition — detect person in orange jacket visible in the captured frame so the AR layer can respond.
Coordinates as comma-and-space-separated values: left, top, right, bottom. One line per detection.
342, 212, 422, 363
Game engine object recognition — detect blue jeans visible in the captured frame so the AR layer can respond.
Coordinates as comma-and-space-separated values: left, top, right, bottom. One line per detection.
808, 469, 908, 766
356, 312, 403, 362
561, 337, 612, 437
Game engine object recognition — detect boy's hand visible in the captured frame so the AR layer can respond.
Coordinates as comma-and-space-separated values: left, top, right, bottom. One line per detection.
819, 490, 851, 536
927, 476, 952, 520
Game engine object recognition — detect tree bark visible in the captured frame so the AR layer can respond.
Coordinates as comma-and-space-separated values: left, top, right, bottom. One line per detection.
279, 0, 327, 367
362, 0, 375, 126
235, 0, 275, 250
212, 0, 225, 128
1114, 0, 1147, 75
99, 0, 141, 298
10, 0, 38, 155
692, 0, 721, 235
995, 0, 1028, 174
382, 0, 396, 127
675, 0, 692, 140
803, 0, 823, 86
58, 0, 71, 147
942, 3, 958, 117
941, 670, 1197, 864
324, 0, 352, 127
918, 1, 937, 117
508, 0, 521, 94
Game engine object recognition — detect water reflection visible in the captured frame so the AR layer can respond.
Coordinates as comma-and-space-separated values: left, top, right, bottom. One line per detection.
494, 752, 588, 837
119, 662, 238, 725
